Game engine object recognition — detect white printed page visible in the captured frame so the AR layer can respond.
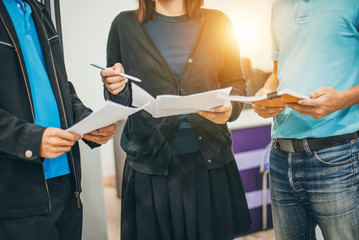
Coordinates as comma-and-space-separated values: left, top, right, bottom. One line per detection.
131, 83, 156, 115
218, 89, 308, 104
155, 87, 232, 118
67, 101, 150, 136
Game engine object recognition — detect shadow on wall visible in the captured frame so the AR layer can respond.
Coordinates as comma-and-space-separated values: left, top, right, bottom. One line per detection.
241, 58, 271, 109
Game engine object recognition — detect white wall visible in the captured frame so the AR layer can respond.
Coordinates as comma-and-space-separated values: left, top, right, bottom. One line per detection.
60, 0, 273, 177
60, 0, 137, 177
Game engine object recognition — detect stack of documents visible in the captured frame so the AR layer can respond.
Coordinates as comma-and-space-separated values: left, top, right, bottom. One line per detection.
218, 89, 308, 107
68, 84, 232, 135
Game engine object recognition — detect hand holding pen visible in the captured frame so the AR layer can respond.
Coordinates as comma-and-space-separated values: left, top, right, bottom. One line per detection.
93, 63, 141, 95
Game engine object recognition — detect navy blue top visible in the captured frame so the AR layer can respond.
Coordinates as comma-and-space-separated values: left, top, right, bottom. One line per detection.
3, 0, 70, 179
146, 12, 200, 155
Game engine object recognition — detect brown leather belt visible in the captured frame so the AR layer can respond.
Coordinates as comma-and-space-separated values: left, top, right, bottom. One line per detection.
275, 131, 359, 153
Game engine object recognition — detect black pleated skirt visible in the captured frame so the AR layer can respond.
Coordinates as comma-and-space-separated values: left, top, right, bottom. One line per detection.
121, 152, 251, 240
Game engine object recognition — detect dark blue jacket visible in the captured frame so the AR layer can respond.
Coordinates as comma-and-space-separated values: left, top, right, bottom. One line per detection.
0, 0, 96, 218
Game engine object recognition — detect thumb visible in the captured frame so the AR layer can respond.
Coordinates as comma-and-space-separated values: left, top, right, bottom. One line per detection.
112, 63, 124, 73
309, 88, 326, 99
255, 88, 272, 97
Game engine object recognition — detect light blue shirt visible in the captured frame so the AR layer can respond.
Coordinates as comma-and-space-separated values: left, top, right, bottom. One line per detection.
3, 0, 71, 179
271, 0, 359, 139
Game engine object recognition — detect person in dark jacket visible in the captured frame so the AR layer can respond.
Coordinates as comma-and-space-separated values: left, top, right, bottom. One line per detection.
101, 0, 251, 239
0, 0, 118, 239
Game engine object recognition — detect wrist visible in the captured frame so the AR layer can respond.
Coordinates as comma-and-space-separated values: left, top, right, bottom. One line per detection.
341, 89, 352, 109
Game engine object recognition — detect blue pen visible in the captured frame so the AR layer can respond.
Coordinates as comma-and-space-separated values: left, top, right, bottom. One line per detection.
91, 63, 142, 82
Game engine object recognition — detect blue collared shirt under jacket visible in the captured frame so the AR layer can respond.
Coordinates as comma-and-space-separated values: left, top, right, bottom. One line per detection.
3, 0, 70, 179
271, 0, 359, 139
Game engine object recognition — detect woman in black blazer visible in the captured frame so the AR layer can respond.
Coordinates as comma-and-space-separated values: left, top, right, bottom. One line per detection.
101, 0, 251, 239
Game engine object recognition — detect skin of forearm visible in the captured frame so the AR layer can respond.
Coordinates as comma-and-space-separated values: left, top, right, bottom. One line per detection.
263, 73, 279, 92
262, 61, 279, 92
342, 84, 359, 109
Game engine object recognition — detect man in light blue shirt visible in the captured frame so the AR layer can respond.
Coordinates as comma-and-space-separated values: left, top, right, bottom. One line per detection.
253, 0, 359, 239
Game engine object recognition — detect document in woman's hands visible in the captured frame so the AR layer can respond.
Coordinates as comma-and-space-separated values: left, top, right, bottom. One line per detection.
131, 84, 232, 118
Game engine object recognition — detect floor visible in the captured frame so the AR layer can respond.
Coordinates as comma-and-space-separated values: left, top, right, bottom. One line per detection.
104, 185, 275, 240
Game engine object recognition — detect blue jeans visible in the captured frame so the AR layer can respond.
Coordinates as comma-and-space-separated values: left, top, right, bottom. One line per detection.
269, 138, 359, 240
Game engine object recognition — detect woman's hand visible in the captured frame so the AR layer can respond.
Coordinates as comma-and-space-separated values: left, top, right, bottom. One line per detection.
101, 63, 128, 95
198, 100, 232, 124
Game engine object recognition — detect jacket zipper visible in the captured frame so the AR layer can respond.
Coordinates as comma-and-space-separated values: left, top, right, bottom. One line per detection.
0, 40, 14, 48
0, 12, 52, 212
48, 35, 58, 41
48, 42, 81, 207
41, 15, 81, 208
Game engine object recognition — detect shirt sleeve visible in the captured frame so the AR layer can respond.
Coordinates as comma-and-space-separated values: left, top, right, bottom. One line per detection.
271, 6, 280, 61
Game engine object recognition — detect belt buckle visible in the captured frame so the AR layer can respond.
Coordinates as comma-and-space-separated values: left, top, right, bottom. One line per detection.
279, 139, 295, 153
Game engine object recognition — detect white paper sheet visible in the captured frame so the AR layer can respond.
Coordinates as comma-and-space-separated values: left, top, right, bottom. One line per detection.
67, 101, 150, 136
132, 84, 232, 118
218, 89, 308, 104
131, 84, 156, 115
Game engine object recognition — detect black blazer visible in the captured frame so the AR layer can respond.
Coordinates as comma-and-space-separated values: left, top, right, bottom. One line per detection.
105, 9, 246, 175
0, 0, 96, 218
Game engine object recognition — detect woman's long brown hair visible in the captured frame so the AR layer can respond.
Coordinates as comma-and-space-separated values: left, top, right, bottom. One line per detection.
136, 0, 204, 23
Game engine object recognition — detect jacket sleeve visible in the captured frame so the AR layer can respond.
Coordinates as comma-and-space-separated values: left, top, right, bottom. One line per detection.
68, 82, 100, 149
104, 14, 132, 106
218, 14, 247, 122
0, 108, 45, 162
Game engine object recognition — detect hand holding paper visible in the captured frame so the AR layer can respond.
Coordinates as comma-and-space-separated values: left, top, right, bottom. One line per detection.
219, 89, 308, 107
252, 88, 286, 118
218, 88, 308, 119
83, 122, 118, 145
40, 128, 81, 159
285, 87, 347, 120
132, 83, 232, 118
67, 101, 150, 136
198, 100, 233, 124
